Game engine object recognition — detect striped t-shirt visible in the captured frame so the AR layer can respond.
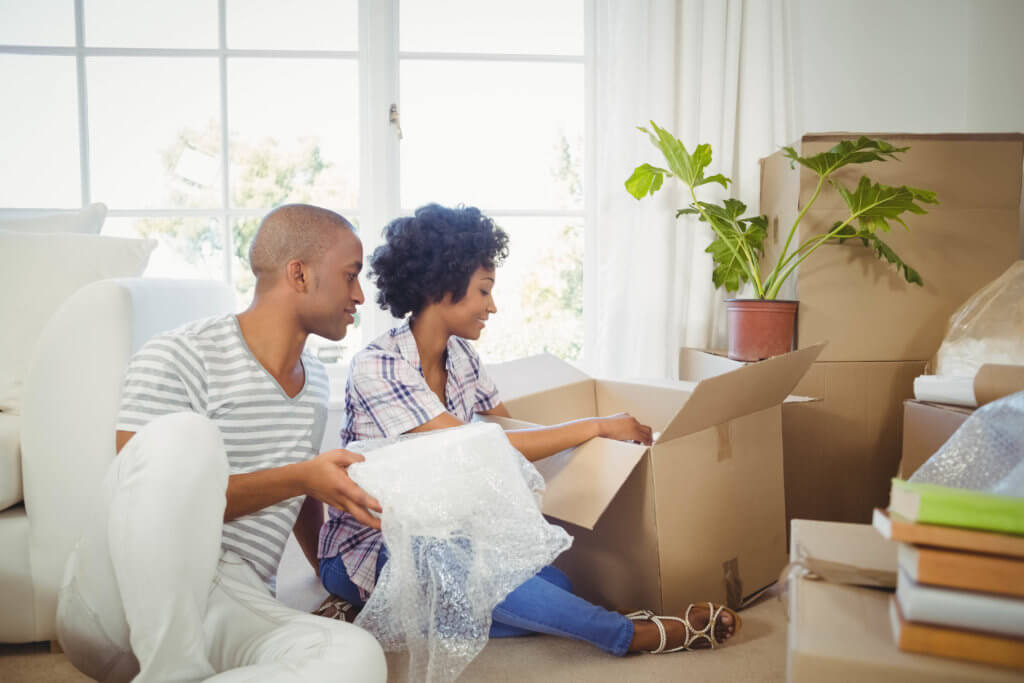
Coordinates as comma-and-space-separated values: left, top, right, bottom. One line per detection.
117, 314, 329, 591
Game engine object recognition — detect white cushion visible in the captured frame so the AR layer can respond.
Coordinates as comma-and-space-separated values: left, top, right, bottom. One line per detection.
0, 203, 107, 235
20, 278, 235, 639
0, 231, 155, 413
0, 415, 21, 510
0, 506, 34, 642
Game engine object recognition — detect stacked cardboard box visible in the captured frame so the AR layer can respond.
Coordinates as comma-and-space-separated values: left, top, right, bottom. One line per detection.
899, 400, 972, 477
485, 345, 821, 613
787, 519, 1024, 681
759, 133, 1024, 524
900, 363, 1024, 477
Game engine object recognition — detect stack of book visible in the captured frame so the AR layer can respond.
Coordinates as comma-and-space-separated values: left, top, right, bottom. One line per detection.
873, 479, 1024, 670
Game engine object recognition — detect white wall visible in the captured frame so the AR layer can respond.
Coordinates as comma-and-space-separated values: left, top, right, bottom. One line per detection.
788, 0, 1024, 135
965, 0, 1024, 131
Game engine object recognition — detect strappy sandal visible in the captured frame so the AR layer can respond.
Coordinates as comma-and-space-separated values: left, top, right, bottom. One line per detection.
625, 602, 742, 653
312, 594, 361, 623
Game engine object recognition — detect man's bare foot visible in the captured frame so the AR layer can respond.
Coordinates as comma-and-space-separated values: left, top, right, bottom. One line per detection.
627, 603, 739, 653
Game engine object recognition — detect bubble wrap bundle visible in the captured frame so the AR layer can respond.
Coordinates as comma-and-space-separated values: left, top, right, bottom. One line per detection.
346, 423, 573, 683
910, 391, 1024, 497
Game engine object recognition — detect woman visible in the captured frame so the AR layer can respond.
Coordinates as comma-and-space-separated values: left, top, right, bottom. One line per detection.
317, 203, 741, 656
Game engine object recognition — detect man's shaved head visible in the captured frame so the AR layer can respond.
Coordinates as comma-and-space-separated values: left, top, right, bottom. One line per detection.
249, 204, 355, 286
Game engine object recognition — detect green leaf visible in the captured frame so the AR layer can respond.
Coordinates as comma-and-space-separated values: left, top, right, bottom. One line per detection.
784, 136, 910, 178
740, 215, 769, 245
637, 121, 731, 190
706, 234, 746, 292
697, 203, 768, 293
693, 198, 747, 228
625, 163, 669, 199
832, 221, 924, 286
695, 173, 731, 190
676, 207, 700, 218
834, 176, 940, 234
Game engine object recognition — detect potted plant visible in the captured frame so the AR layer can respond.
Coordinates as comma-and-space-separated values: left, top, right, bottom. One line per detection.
626, 121, 939, 361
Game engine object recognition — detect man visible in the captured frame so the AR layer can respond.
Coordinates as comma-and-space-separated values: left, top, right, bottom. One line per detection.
57, 205, 387, 682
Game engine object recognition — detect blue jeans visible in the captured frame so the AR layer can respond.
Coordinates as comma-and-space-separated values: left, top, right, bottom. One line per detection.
319, 548, 634, 656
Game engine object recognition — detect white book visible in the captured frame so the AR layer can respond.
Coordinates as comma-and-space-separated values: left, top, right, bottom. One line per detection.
897, 568, 1024, 638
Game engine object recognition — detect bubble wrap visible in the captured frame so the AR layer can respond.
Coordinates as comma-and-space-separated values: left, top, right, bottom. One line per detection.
909, 391, 1024, 497
346, 423, 573, 683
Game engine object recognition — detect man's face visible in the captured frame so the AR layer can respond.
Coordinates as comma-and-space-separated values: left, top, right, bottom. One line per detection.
304, 228, 365, 341
440, 266, 497, 340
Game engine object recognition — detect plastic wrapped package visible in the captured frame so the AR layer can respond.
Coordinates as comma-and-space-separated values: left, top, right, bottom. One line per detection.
909, 391, 1024, 497
933, 260, 1024, 377
346, 423, 573, 683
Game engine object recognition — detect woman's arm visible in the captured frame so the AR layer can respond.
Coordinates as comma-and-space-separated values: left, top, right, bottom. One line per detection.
480, 403, 511, 418
408, 407, 653, 462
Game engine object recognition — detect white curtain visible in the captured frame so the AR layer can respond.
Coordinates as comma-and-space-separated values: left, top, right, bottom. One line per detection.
587, 0, 795, 379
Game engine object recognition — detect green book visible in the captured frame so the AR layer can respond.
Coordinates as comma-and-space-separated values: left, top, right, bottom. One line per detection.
889, 479, 1024, 536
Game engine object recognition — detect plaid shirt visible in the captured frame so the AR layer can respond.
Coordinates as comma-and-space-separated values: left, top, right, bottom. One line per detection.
317, 320, 500, 598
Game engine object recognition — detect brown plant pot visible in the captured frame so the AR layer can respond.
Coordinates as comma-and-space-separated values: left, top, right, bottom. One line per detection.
726, 299, 799, 362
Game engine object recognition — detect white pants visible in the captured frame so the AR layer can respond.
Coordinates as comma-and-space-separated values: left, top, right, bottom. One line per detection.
56, 412, 387, 683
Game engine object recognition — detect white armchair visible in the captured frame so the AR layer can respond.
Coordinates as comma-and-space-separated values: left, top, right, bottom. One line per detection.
0, 278, 235, 643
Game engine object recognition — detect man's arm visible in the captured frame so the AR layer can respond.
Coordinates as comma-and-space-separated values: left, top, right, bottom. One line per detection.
116, 430, 135, 454
116, 430, 382, 529
294, 495, 325, 576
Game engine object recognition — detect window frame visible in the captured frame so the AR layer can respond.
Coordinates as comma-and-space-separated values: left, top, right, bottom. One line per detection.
0, 0, 595, 362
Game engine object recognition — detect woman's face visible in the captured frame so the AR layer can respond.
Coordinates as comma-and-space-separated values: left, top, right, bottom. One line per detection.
441, 266, 497, 340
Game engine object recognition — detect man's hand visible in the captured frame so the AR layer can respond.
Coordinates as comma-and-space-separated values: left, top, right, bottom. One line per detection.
596, 413, 654, 445
300, 450, 383, 530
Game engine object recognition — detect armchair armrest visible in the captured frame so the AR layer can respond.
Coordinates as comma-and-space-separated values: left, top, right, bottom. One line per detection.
20, 278, 234, 638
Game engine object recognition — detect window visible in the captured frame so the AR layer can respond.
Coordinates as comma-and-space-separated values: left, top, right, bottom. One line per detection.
0, 0, 588, 363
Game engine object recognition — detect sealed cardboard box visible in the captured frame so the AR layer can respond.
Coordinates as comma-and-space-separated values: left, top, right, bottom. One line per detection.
485, 344, 822, 613
787, 520, 1021, 683
760, 133, 1024, 362
900, 363, 1024, 477
899, 400, 972, 478
681, 349, 924, 526
784, 361, 925, 524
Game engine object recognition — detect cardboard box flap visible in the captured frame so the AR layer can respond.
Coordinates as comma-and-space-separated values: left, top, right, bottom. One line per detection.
486, 353, 591, 403
477, 414, 647, 530
975, 364, 1024, 406
533, 438, 648, 530
790, 519, 897, 587
658, 343, 825, 444
678, 348, 820, 404
678, 348, 742, 381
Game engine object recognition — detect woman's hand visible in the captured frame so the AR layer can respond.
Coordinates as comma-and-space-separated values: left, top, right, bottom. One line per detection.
301, 450, 383, 530
596, 413, 654, 445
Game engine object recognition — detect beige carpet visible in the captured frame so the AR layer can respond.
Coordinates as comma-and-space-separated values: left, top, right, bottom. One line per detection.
0, 597, 786, 683
1, 534, 788, 682
384, 596, 787, 683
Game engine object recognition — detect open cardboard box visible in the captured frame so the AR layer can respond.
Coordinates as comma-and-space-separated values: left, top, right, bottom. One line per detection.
484, 343, 823, 612
679, 347, 920, 528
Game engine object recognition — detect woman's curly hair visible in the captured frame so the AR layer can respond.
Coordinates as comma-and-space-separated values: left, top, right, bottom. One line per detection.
370, 204, 509, 318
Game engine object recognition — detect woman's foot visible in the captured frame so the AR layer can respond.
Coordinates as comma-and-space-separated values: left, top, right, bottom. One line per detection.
626, 603, 740, 653
313, 594, 360, 623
